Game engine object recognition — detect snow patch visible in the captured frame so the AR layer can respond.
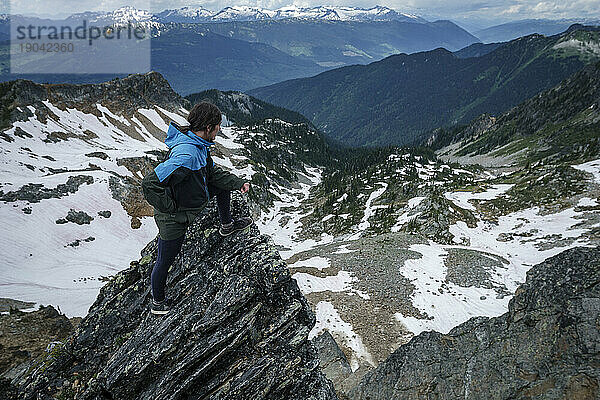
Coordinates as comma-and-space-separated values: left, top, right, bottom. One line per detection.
573, 158, 600, 184
288, 256, 331, 271
309, 301, 375, 371
444, 184, 514, 211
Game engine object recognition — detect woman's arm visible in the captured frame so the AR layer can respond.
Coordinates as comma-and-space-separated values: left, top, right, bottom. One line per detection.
207, 154, 247, 191
141, 169, 177, 214
142, 154, 193, 213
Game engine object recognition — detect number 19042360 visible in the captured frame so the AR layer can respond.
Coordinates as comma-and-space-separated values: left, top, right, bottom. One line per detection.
19, 43, 74, 52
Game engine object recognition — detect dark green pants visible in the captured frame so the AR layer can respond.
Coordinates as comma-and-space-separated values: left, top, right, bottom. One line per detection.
153, 209, 202, 240
153, 184, 232, 240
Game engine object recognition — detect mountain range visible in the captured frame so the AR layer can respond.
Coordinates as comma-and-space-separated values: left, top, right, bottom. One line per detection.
0, 6, 479, 95
476, 18, 600, 43
2, 21, 600, 399
247, 25, 600, 147
183, 19, 478, 68
15, 5, 425, 25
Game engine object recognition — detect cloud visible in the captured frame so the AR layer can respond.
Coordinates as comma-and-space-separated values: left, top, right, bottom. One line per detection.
399, 0, 599, 22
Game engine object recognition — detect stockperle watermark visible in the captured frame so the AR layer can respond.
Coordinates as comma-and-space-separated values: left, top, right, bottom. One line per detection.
15, 21, 148, 47
9, 3, 151, 74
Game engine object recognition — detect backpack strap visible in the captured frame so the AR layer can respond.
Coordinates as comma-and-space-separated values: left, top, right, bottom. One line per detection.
162, 147, 173, 163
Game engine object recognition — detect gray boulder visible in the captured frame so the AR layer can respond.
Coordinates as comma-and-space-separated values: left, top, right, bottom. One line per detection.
312, 331, 352, 389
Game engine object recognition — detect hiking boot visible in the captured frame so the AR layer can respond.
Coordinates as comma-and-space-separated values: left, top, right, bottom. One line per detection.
151, 298, 170, 315
219, 217, 253, 237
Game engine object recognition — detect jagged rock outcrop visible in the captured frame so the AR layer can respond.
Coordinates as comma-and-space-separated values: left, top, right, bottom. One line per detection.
312, 331, 352, 390
0, 305, 77, 378
8, 194, 337, 400
0, 175, 94, 203
0, 71, 187, 118
350, 246, 600, 400
403, 190, 477, 244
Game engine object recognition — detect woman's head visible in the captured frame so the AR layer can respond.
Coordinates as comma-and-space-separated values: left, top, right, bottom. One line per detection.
179, 101, 222, 140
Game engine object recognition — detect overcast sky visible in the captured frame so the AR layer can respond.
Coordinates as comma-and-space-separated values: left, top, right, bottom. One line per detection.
4, 0, 600, 27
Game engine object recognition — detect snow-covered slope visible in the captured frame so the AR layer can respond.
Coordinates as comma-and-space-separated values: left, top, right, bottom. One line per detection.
0, 74, 185, 317
154, 6, 213, 23
271, 5, 424, 22
205, 5, 424, 23
68, 6, 154, 24
0, 74, 330, 319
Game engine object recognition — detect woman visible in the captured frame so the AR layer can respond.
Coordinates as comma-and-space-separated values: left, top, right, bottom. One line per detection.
142, 101, 252, 315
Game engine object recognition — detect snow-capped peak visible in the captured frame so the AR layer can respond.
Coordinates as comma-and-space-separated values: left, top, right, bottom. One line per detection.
154, 6, 213, 22
15, 4, 424, 25
154, 4, 426, 24
111, 6, 154, 23
211, 6, 276, 21
66, 6, 155, 25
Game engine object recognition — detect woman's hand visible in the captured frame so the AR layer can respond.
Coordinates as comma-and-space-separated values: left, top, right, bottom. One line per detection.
240, 182, 250, 193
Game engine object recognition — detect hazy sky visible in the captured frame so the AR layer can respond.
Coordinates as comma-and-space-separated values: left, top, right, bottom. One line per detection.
4, 0, 600, 26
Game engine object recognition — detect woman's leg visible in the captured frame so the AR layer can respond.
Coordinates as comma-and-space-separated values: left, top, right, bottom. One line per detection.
208, 185, 233, 225
151, 234, 185, 302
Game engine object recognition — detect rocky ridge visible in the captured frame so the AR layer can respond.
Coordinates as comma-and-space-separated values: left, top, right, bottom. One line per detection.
349, 246, 600, 400
5, 195, 337, 399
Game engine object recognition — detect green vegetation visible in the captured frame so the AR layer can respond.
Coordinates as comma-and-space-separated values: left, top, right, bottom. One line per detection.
248, 26, 600, 147
429, 59, 600, 167
480, 165, 589, 216
298, 142, 478, 239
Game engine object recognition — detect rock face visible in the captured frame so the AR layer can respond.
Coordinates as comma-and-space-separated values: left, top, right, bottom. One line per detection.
0, 305, 77, 378
0, 175, 94, 203
312, 331, 352, 390
10, 195, 337, 400
0, 71, 187, 119
349, 246, 600, 400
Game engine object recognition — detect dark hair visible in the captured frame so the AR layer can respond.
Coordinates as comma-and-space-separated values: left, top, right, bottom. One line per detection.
178, 101, 222, 133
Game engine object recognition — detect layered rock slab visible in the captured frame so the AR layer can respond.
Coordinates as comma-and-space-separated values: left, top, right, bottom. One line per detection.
12, 196, 337, 400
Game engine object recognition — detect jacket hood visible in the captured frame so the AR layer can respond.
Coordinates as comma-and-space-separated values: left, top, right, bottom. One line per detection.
165, 122, 215, 149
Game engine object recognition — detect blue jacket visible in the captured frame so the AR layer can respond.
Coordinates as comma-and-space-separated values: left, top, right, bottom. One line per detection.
155, 122, 214, 181
142, 122, 246, 214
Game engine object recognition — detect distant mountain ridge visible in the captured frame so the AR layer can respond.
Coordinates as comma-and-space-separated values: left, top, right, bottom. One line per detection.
161, 4, 425, 23
175, 19, 479, 67
430, 60, 600, 165
0, 7, 479, 94
8, 5, 426, 25
149, 28, 326, 94
476, 18, 600, 43
247, 26, 600, 147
